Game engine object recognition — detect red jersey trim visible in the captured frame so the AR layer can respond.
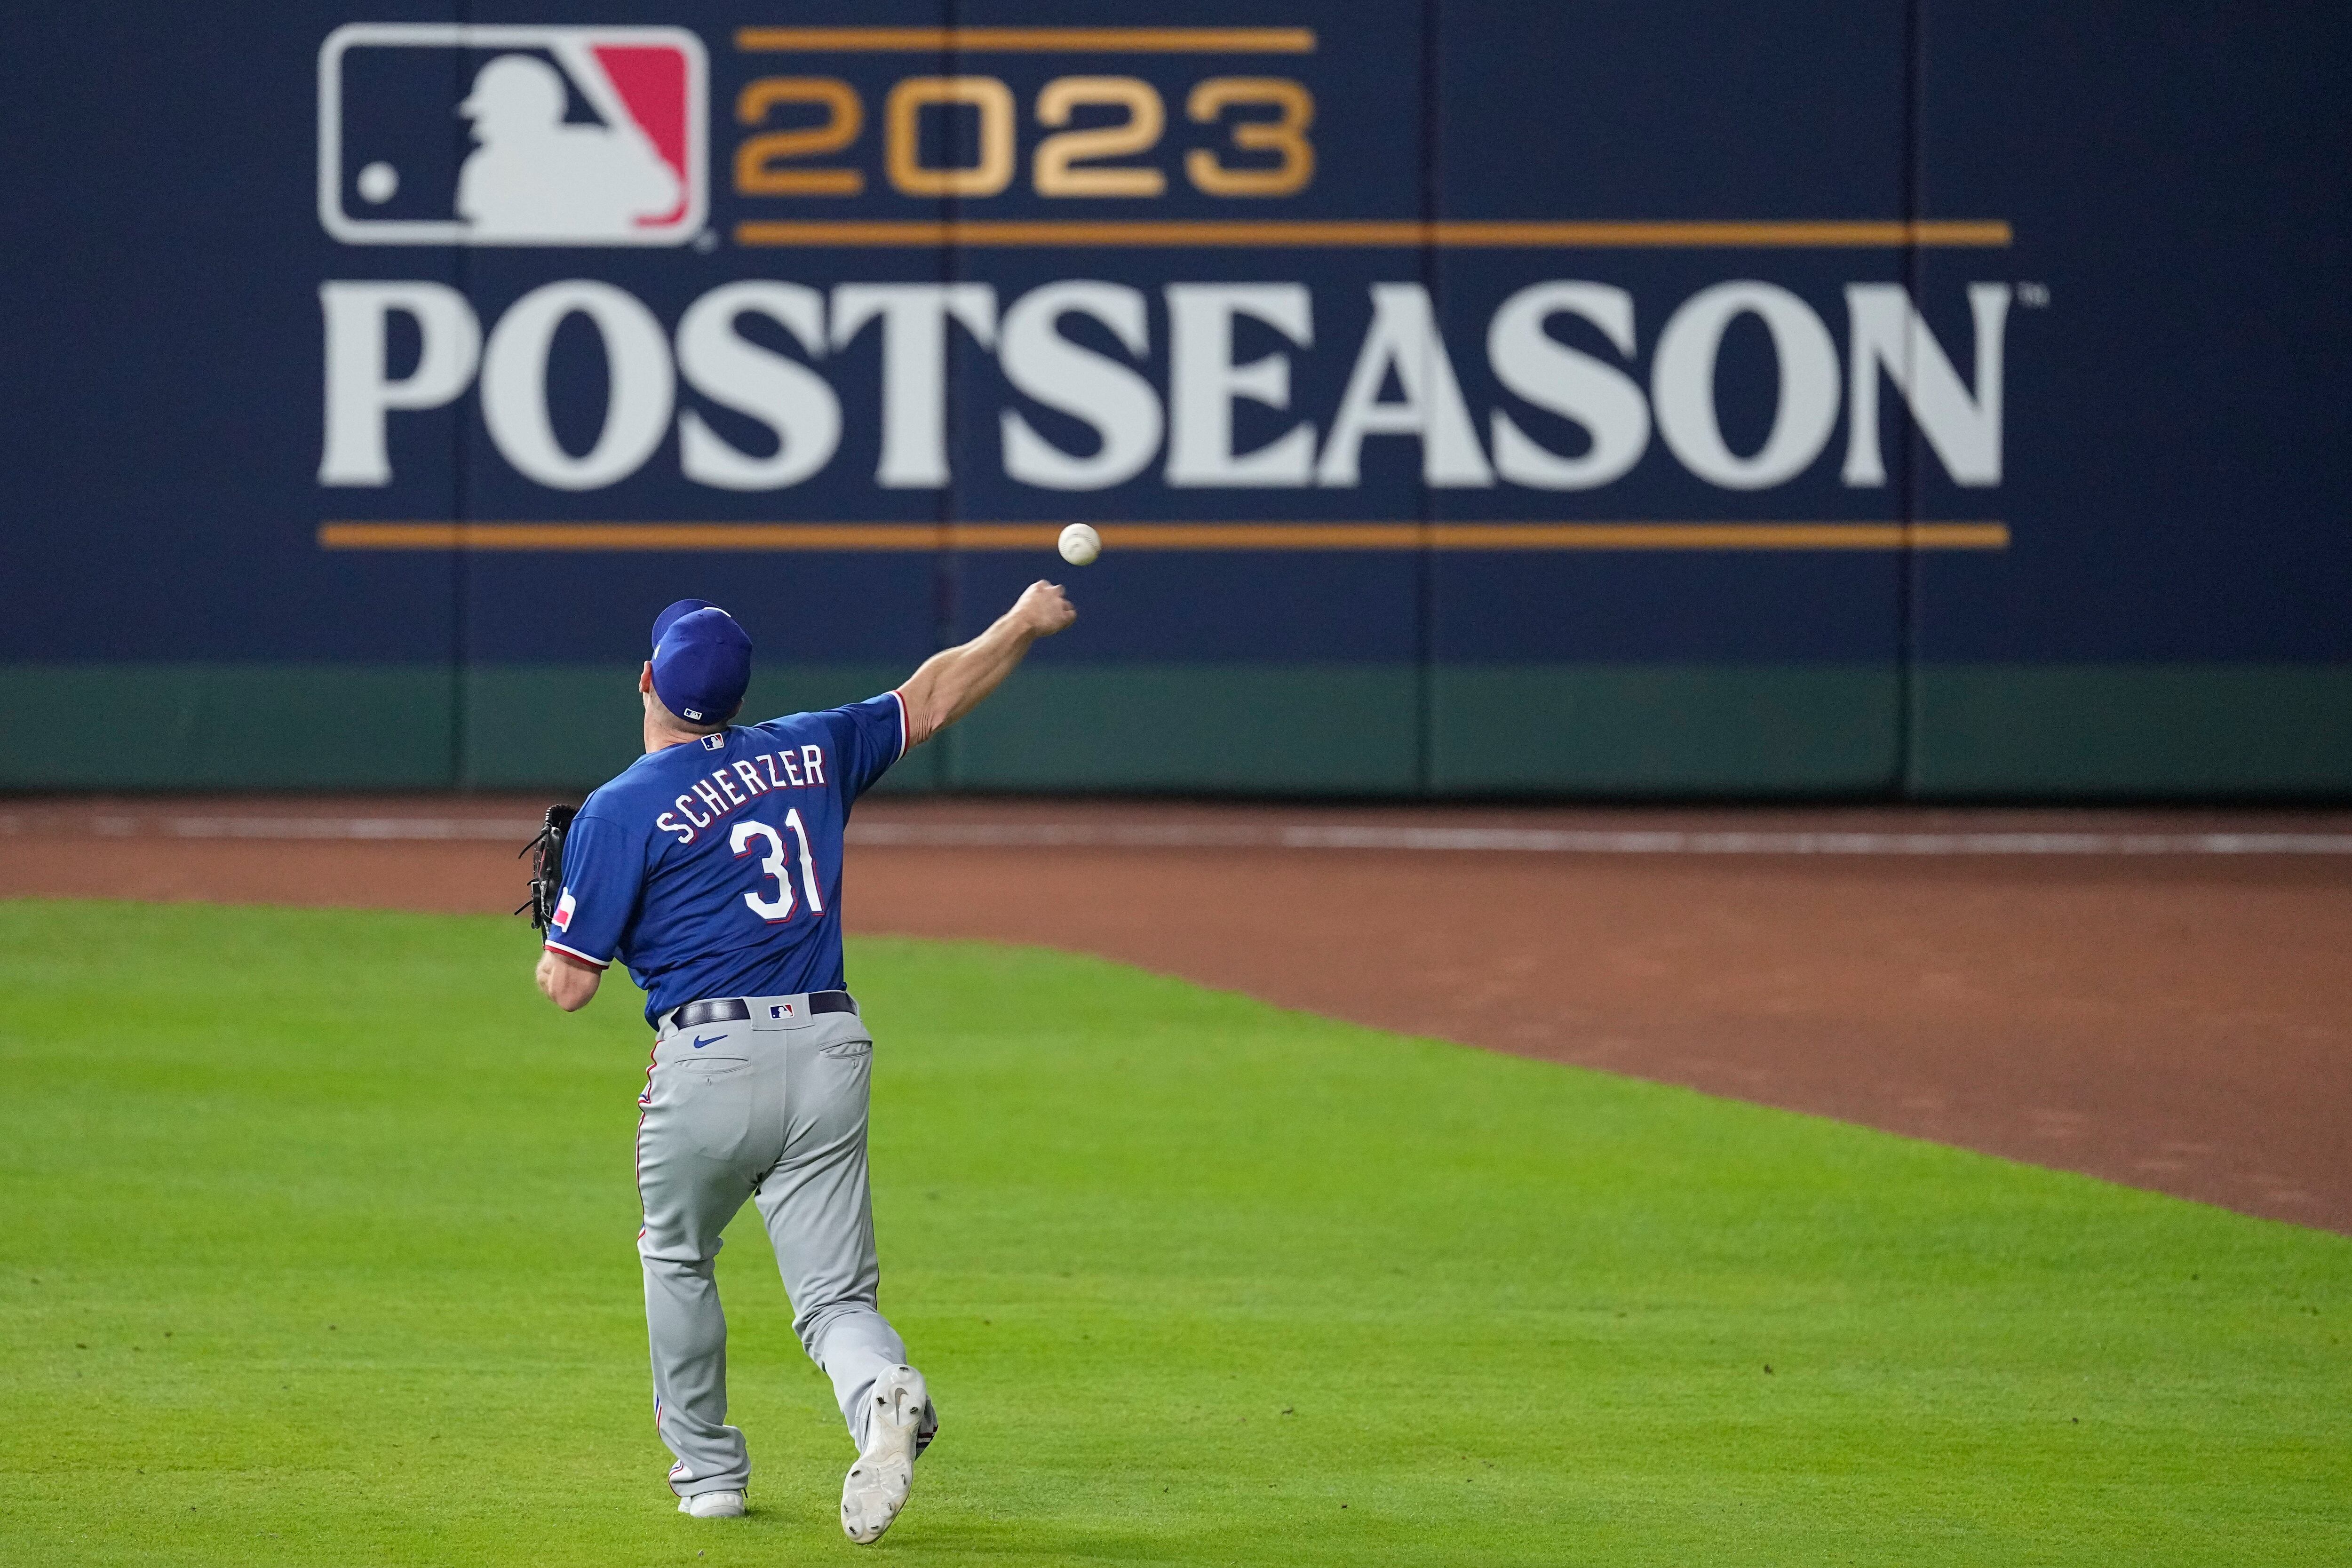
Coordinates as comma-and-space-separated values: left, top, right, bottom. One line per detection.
543, 938, 612, 970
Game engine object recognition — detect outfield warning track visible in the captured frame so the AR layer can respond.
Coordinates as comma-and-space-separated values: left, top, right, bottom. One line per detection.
5, 796, 2347, 1235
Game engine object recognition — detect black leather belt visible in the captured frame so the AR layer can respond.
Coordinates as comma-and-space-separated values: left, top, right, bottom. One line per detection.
667, 991, 855, 1031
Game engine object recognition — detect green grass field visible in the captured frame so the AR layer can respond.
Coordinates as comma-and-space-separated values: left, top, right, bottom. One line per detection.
1, 900, 2346, 1566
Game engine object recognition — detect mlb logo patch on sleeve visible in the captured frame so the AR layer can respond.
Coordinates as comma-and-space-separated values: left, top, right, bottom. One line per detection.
318, 24, 707, 247
552, 889, 577, 931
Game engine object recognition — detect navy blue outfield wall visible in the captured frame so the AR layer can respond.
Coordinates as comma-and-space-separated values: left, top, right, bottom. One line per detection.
2, 2, 2346, 795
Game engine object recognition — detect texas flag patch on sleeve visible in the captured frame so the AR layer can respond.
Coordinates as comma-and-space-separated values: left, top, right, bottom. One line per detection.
552, 889, 577, 931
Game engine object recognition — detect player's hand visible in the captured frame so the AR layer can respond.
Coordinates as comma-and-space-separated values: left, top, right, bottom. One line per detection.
1012, 580, 1077, 639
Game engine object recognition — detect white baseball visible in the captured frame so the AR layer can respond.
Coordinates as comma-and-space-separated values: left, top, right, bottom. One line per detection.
1057, 523, 1102, 566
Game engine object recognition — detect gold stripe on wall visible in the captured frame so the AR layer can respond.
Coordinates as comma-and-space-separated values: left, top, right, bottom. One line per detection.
734, 27, 1318, 53
730, 218, 2012, 249
318, 521, 2009, 553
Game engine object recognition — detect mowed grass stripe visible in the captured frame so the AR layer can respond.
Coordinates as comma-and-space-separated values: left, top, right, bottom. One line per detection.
0, 900, 2344, 1567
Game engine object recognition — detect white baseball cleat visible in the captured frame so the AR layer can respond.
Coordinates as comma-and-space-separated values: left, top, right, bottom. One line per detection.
677, 1489, 745, 1518
841, 1364, 936, 1544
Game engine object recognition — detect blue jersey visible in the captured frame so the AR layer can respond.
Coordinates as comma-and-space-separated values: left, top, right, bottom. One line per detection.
542, 691, 909, 1026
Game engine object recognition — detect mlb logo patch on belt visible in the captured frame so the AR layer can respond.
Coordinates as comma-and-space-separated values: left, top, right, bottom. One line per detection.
318, 24, 708, 247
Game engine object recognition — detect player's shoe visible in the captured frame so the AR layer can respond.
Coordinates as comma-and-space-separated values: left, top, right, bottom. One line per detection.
840, 1364, 937, 1544
677, 1489, 745, 1518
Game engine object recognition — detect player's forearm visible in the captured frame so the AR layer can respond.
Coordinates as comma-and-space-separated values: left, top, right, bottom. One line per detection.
899, 613, 1038, 746
897, 581, 1076, 746
536, 948, 603, 1011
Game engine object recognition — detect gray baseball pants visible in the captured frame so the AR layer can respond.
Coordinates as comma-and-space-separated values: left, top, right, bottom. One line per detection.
635, 994, 906, 1498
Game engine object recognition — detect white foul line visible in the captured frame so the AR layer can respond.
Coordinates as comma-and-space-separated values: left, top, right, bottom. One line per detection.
0, 815, 547, 842
840, 822, 2352, 856
4, 815, 2349, 856
147, 816, 545, 841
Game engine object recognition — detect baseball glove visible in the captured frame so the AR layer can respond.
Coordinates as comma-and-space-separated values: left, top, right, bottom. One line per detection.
519, 804, 578, 931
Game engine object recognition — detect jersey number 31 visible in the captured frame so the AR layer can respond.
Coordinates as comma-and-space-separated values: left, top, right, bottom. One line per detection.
731, 812, 826, 924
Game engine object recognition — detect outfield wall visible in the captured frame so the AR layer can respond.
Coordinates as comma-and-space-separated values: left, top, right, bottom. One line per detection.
3, 2, 2346, 796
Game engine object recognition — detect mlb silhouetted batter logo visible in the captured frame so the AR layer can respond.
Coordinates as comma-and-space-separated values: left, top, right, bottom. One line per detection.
318, 24, 707, 247
457, 56, 682, 240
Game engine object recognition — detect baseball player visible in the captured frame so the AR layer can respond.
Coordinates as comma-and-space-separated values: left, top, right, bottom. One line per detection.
531, 581, 1076, 1540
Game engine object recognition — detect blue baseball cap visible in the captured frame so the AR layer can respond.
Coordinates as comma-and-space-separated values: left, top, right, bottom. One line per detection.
649, 602, 751, 725
650, 598, 717, 651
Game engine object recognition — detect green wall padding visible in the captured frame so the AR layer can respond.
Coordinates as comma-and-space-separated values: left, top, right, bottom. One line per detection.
1909, 665, 2352, 796
1430, 665, 1902, 795
946, 664, 1421, 793
7, 662, 2349, 797
0, 664, 454, 788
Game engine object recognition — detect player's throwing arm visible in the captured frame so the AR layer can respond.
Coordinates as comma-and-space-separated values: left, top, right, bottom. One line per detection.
521, 580, 1073, 1540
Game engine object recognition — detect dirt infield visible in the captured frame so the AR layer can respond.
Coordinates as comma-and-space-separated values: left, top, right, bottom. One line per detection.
6, 795, 2347, 1233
